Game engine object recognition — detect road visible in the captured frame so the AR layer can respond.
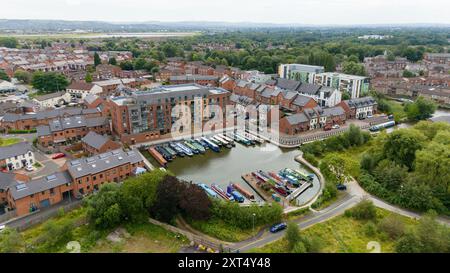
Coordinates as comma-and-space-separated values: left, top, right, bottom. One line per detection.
232, 194, 361, 252
231, 179, 450, 252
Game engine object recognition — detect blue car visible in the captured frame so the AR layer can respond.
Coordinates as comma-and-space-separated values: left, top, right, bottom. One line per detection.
270, 223, 287, 233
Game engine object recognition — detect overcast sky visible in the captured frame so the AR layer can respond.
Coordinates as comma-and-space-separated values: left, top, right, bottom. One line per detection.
1, 0, 449, 25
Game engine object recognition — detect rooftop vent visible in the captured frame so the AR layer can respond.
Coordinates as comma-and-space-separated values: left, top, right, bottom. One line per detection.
15, 183, 28, 191
46, 174, 57, 181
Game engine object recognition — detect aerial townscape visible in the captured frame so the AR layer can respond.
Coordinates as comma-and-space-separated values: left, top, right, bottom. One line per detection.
0, 1, 449, 261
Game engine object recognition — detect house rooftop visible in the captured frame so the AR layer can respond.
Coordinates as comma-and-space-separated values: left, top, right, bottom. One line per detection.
81, 131, 110, 150
67, 149, 144, 179
0, 142, 33, 161
9, 171, 72, 200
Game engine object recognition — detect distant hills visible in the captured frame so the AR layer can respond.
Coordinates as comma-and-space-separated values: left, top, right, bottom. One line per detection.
0, 19, 449, 33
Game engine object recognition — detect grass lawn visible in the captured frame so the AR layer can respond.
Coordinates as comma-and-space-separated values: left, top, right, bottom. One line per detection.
385, 100, 407, 122
20, 207, 188, 253
250, 208, 418, 253
0, 138, 22, 147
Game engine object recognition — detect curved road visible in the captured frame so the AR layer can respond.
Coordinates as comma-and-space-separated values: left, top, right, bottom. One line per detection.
231, 179, 450, 252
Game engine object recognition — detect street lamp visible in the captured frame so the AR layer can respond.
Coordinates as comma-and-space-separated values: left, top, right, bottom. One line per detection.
252, 213, 256, 233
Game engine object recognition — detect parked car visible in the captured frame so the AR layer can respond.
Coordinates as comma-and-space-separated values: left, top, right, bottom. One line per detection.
337, 184, 347, 191
0, 225, 5, 233
388, 114, 395, 120
52, 153, 66, 160
332, 124, 340, 129
25, 165, 34, 172
270, 223, 288, 233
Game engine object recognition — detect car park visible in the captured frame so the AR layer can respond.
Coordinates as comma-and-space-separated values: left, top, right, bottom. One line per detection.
270, 223, 287, 233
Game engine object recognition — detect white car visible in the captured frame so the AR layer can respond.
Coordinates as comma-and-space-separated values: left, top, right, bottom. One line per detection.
332, 125, 340, 129
0, 225, 5, 233
25, 165, 34, 172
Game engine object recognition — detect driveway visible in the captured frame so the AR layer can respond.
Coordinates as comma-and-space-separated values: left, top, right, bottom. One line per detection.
29, 150, 65, 179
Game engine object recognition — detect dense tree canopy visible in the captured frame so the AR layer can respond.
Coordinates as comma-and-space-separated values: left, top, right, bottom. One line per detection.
31, 71, 69, 93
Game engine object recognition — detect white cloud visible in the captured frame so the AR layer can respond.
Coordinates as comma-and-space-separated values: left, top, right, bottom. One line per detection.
0, 0, 449, 25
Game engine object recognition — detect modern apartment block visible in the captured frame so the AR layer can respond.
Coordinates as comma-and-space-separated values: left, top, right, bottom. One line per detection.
5, 149, 145, 216
278, 64, 369, 99
278, 64, 325, 82
108, 84, 231, 144
312, 72, 370, 99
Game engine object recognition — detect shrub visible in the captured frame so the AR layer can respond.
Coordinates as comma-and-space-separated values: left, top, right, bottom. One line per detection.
363, 221, 378, 237
345, 200, 377, 220
378, 215, 405, 240
303, 152, 319, 167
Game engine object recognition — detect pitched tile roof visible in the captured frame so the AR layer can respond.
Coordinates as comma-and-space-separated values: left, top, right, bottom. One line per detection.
0, 142, 33, 160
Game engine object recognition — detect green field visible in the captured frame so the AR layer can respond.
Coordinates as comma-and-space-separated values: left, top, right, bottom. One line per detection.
251, 209, 418, 253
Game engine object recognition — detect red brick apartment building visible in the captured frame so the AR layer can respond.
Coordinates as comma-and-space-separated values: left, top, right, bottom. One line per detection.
0, 107, 102, 131
169, 75, 219, 86
36, 116, 111, 147
4, 149, 145, 216
108, 84, 231, 145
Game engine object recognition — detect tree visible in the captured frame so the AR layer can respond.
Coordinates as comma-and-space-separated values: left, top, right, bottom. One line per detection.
150, 176, 183, 223
0, 69, 10, 81
13, 70, 32, 84
0, 37, 18, 48
108, 57, 117, 65
31, 71, 69, 93
373, 160, 408, 191
402, 70, 415, 78
85, 183, 124, 229
342, 61, 366, 76
320, 153, 360, 185
85, 72, 93, 83
346, 124, 369, 146
396, 212, 450, 253
94, 52, 101, 67
0, 228, 23, 253
285, 222, 301, 250
383, 129, 425, 170
404, 97, 437, 122
179, 183, 212, 221
120, 61, 134, 71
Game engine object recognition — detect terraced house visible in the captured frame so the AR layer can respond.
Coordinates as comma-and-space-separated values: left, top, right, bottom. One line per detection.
0, 142, 35, 171
4, 149, 145, 216
36, 116, 110, 147
338, 97, 378, 120
279, 106, 347, 135
108, 84, 231, 144
0, 107, 102, 131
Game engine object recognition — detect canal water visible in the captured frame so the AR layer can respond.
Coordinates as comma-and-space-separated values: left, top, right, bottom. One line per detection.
163, 142, 321, 206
